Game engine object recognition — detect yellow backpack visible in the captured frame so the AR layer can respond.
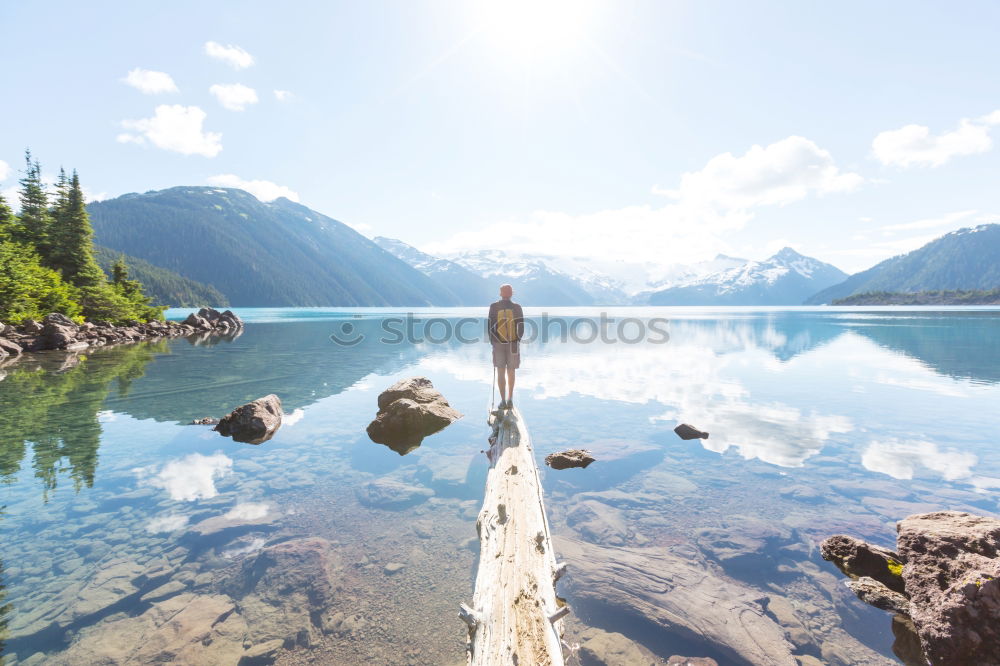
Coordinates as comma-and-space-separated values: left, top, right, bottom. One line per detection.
496, 308, 515, 342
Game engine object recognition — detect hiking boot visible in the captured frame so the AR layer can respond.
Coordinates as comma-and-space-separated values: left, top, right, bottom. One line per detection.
506, 398, 514, 410
497, 399, 508, 410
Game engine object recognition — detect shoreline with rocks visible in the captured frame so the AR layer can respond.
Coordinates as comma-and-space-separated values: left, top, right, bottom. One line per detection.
0, 307, 243, 359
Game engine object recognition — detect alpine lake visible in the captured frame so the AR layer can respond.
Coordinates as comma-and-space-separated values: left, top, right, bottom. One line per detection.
1, 307, 998, 665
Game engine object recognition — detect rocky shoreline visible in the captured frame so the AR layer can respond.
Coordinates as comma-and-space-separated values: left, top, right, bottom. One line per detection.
822, 511, 1000, 665
0, 307, 243, 358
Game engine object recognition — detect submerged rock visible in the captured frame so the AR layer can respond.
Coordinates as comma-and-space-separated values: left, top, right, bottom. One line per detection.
367, 377, 462, 453
223, 537, 342, 647
355, 477, 434, 510
44, 593, 250, 665
215, 394, 283, 444
845, 577, 910, 614
545, 449, 596, 470
186, 503, 280, 542
191, 416, 220, 425
555, 536, 796, 665
576, 627, 661, 665
674, 423, 709, 440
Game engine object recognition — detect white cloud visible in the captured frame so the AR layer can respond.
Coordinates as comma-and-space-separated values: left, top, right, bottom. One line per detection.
880, 209, 978, 232
210, 83, 259, 111
427, 136, 861, 265
274, 89, 293, 101
119, 105, 222, 157
0, 159, 10, 181
146, 514, 189, 533
862, 439, 978, 482
141, 452, 233, 501
205, 41, 254, 69
654, 135, 863, 208
122, 68, 178, 94
872, 111, 1000, 167
207, 173, 299, 202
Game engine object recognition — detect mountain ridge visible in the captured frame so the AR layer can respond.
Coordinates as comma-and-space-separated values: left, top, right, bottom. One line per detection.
807, 224, 1000, 304
87, 187, 460, 307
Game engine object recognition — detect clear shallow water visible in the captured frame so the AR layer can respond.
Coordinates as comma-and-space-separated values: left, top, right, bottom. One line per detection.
1, 307, 998, 665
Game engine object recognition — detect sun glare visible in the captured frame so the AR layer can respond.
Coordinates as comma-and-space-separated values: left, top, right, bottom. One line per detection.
472, 0, 599, 65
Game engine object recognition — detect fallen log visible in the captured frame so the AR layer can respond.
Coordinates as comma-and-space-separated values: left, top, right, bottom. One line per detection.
461, 408, 567, 665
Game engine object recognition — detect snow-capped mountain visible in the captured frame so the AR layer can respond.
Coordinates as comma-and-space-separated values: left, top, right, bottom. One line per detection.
648, 247, 848, 305
377, 237, 847, 306
447, 250, 761, 300
447, 249, 604, 305
373, 237, 493, 305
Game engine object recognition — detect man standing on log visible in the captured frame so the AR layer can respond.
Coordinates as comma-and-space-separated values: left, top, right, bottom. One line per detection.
488, 284, 523, 410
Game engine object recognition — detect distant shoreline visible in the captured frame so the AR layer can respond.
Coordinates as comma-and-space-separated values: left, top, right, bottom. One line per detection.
832, 289, 1000, 306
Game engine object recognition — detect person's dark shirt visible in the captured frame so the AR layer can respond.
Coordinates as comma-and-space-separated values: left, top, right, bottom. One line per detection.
488, 299, 524, 346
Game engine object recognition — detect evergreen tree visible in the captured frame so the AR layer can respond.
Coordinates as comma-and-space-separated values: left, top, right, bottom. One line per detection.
49, 170, 105, 288
0, 241, 81, 323
15, 149, 53, 256
111, 255, 143, 299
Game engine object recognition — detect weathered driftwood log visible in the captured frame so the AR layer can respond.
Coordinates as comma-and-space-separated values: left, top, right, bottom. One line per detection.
462, 408, 566, 666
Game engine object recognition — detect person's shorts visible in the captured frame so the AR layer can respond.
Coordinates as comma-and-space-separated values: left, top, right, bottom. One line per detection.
492, 342, 520, 369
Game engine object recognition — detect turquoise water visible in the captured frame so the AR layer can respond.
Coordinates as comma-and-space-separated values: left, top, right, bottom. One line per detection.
1, 307, 998, 664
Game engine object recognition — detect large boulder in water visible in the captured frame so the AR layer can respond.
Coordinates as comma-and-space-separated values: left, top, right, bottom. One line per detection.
215, 394, 283, 444
820, 534, 906, 594
821, 510, 1000, 665
896, 511, 1000, 666
41, 313, 79, 348
545, 449, 596, 470
367, 377, 461, 453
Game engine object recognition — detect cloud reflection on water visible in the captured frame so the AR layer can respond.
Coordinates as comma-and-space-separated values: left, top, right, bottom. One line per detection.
420, 319, 854, 467
136, 452, 233, 501
862, 439, 979, 482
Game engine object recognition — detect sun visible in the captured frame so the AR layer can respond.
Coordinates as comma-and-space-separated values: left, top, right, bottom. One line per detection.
471, 0, 600, 66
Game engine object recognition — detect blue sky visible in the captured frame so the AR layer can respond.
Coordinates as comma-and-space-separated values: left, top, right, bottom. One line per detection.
1, 0, 999, 272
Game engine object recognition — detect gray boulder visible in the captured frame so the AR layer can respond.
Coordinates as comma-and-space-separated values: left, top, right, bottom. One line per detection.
0, 338, 22, 356
44, 313, 77, 327
896, 511, 1000, 666
215, 394, 283, 444
41, 315, 79, 348
197, 307, 221, 323
183, 313, 211, 329
367, 377, 461, 453
22, 318, 43, 334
